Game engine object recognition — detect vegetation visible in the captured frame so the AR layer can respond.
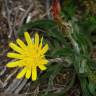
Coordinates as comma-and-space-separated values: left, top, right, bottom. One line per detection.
0, 0, 96, 96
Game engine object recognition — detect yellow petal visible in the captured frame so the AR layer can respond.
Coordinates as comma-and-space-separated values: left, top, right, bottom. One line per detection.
6, 60, 21, 68
16, 39, 26, 49
9, 43, 23, 53
7, 52, 23, 59
24, 32, 33, 45
40, 59, 48, 65
39, 36, 43, 50
32, 67, 37, 81
17, 68, 26, 79
38, 65, 47, 71
26, 68, 31, 79
40, 44, 49, 55
35, 33, 39, 47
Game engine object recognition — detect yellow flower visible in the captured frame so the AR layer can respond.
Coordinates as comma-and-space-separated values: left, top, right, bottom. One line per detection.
6, 32, 49, 81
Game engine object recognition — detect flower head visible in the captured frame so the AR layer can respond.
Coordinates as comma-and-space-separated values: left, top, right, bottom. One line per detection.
6, 32, 49, 81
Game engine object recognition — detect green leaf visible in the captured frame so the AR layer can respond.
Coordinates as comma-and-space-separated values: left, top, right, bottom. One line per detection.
17, 20, 66, 45
51, 47, 74, 57
88, 82, 96, 95
80, 78, 92, 96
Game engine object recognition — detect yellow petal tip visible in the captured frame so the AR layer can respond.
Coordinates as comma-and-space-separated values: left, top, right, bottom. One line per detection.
6, 64, 10, 67
32, 78, 37, 81
7, 53, 10, 57
16, 76, 21, 79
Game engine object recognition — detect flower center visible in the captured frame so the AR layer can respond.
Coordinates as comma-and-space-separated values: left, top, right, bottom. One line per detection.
23, 46, 42, 67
